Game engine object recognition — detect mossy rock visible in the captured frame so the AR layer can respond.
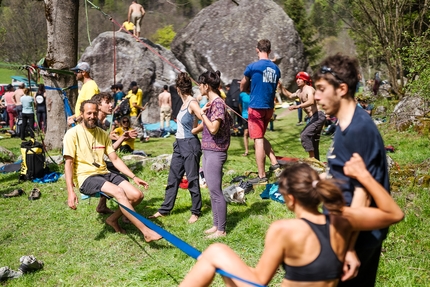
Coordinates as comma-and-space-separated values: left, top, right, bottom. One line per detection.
413, 117, 430, 136
417, 176, 430, 187
0, 146, 16, 163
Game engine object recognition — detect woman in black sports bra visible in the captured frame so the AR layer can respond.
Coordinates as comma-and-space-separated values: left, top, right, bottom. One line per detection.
179, 153, 404, 287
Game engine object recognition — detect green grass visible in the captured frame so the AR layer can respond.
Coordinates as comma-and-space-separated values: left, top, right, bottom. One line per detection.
0, 68, 22, 84
0, 105, 429, 286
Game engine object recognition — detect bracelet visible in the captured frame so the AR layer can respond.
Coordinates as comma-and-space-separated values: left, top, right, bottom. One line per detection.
201, 113, 205, 117
132, 175, 136, 180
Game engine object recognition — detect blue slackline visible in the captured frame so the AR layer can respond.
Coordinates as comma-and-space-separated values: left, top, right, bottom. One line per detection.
99, 192, 267, 287
45, 85, 77, 123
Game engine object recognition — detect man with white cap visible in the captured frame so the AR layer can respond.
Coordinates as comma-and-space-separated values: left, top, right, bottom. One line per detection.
278, 71, 325, 160
69, 62, 99, 125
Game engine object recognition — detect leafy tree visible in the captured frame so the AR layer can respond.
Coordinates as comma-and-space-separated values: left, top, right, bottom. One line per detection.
309, 0, 341, 38
200, 0, 213, 8
0, 0, 47, 64
327, 0, 429, 95
152, 25, 176, 49
402, 31, 430, 101
283, 0, 322, 67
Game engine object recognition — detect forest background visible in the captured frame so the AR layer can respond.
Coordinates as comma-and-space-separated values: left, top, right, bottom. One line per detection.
0, 0, 429, 100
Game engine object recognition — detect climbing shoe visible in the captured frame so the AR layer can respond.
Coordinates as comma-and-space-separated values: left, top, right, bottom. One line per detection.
2, 189, 25, 198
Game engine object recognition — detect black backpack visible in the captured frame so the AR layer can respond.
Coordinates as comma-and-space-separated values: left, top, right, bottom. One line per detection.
19, 139, 49, 181
226, 79, 241, 109
115, 97, 131, 117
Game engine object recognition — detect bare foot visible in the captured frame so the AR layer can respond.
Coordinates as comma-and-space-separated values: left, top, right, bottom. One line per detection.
96, 206, 114, 214
149, 212, 165, 219
204, 226, 217, 234
106, 218, 126, 234
144, 230, 163, 242
206, 231, 226, 239
188, 214, 199, 224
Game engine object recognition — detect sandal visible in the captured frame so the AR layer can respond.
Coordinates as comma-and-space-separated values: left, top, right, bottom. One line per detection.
28, 188, 41, 200
241, 152, 249, 156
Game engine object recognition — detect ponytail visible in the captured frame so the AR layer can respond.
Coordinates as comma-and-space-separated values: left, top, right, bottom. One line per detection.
278, 164, 344, 213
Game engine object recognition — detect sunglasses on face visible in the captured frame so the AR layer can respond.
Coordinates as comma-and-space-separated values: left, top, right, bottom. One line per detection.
122, 121, 129, 123
320, 66, 344, 83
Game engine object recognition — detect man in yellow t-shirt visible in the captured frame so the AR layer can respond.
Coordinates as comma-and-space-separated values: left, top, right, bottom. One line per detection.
68, 62, 99, 125
63, 99, 161, 242
118, 20, 135, 34
127, 81, 147, 139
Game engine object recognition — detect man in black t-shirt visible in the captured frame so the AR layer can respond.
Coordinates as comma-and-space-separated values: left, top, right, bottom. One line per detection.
314, 54, 390, 287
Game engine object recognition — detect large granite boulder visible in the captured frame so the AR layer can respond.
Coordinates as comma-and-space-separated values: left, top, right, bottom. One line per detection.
80, 32, 185, 123
390, 96, 429, 131
171, 0, 307, 88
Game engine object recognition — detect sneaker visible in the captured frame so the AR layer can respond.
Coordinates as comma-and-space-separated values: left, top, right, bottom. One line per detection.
18, 255, 44, 274
296, 122, 304, 126
2, 189, 25, 198
28, 188, 41, 201
0, 267, 23, 280
270, 164, 283, 178
248, 177, 268, 185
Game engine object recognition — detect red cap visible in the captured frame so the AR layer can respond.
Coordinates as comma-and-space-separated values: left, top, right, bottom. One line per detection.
296, 72, 312, 85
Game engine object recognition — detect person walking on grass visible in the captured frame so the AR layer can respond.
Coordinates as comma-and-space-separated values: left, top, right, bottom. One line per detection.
64, 100, 161, 242
199, 70, 232, 238
179, 154, 403, 287
314, 54, 392, 286
240, 39, 281, 185
20, 88, 35, 141
239, 89, 250, 156
158, 85, 172, 133
150, 73, 203, 224
278, 71, 326, 161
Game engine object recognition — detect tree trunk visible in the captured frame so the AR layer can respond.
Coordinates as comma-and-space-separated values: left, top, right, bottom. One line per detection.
43, 0, 79, 150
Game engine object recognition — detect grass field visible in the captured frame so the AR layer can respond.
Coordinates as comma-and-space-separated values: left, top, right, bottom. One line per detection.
0, 104, 429, 286
0, 68, 22, 84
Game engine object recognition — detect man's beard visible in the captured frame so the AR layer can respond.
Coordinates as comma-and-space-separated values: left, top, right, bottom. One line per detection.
83, 118, 96, 129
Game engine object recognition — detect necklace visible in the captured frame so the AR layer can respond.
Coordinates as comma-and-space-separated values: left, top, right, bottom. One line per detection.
80, 125, 101, 168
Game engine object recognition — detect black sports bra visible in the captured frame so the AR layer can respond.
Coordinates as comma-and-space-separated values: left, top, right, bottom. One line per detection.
282, 215, 343, 281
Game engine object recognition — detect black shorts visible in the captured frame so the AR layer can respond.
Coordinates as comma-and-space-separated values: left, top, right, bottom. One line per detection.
243, 121, 248, 130
80, 173, 126, 195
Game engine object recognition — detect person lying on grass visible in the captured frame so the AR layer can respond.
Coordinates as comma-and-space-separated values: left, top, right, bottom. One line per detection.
179, 153, 404, 287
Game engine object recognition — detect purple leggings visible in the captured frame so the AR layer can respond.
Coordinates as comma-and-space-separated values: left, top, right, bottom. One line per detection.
203, 150, 227, 232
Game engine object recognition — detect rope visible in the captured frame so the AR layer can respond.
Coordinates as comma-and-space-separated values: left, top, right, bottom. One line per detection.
84, 0, 92, 46
113, 22, 117, 85
99, 192, 267, 287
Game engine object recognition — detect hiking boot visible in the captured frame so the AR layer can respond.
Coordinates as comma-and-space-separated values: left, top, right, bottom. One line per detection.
18, 255, 44, 274
269, 164, 283, 178
248, 177, 268, 185
28, 188, 41, 201
2, 189, 25, 198
0, 267, 23, 280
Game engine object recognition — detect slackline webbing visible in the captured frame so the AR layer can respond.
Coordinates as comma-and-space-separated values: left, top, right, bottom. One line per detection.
99, 192, 267, 287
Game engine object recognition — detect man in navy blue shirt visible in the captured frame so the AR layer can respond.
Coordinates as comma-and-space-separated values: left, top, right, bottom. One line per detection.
240, 39, 281, 184
314, 54, 390, 286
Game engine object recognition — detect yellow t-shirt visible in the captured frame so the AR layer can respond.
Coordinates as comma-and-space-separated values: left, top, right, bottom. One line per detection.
220, 90, 226, 100
114, 127, 135, 150
74, 80, 100, 117
128, 89, 143, 117
63, 124, 115, 188
123, 21, 135, 31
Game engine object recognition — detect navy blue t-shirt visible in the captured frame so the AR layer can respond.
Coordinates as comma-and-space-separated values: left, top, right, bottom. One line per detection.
327, 106, 390, 249
244, 59, 280, 109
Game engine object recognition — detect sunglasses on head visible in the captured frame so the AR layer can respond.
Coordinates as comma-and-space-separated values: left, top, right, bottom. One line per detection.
320, 66, 344, 83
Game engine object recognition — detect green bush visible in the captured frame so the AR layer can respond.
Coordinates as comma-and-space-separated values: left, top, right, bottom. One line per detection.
152, 25, 176, 49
